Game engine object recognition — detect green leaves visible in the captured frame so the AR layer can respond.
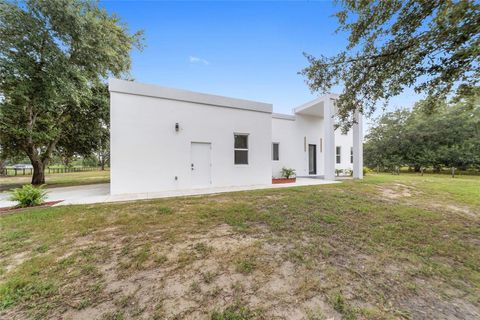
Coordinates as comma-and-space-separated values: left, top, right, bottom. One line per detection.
0, 0, 143, 183
364, 89, 480, 171
9, 184, 48, 207
301, 0, 480, 130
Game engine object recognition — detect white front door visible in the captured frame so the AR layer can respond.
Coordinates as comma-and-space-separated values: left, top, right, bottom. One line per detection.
190, 142, 211, 188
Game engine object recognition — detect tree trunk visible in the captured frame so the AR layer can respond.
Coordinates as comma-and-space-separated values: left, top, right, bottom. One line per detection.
420, 167, 424, 176
31, 160, 46, 185
414, 165, 421, 172
0, 160, 6, 176
451, 166, 455, 178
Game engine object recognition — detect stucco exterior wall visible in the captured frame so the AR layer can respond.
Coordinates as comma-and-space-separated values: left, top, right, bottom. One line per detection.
334, 129, 354, 171
271, 115, 354, 178
110, 85, 272, 195
272, 115, 324, 177
110, 79, 361, 195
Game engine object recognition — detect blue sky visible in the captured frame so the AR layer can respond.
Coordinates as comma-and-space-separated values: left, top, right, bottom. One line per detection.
102, 1, 421, 122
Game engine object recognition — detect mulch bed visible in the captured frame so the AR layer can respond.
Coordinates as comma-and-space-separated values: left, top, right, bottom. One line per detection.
0, 200, 64, 215
272, 177, 297, 184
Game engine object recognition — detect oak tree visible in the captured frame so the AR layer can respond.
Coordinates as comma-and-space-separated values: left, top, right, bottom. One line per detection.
301, 0, 480, 129
0, 0, 143, 184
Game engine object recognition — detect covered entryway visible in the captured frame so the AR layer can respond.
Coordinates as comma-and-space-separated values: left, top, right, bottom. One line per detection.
294, 94, 363, 180
190, 142, 212, 188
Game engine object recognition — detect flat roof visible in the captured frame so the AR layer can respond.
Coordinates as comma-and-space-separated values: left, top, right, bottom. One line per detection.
293, 94, 338, 117
272, 113, 296, 121
109, 78, 273, 114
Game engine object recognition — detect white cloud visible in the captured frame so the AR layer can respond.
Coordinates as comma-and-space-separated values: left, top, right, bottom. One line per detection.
189, 56, 209, 65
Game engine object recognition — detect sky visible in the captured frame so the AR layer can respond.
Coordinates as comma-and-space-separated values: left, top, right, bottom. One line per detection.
101, 0, 422, 125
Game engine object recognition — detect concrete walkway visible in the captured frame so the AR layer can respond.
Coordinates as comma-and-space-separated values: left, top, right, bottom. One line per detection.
0, 178, 339, 208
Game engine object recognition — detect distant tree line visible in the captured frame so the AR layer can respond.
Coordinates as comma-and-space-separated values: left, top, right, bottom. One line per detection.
364, 89, 480, 177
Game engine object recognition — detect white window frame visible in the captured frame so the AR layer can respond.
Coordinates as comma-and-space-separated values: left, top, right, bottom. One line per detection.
336, 146, 341, 164
234, 133, 249, 165
272, 142, 279, 161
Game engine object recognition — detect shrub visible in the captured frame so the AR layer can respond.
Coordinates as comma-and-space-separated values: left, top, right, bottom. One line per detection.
335, 169, 343, 176
363, 167, 371, 176
281, 167, 296, 179
9, 184, 48, 207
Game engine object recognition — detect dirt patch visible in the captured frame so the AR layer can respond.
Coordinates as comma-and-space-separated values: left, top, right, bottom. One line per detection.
51, 224, 343, 320
430, 203, 479, 218
2, 180, 479, 320
4, 251, 30, 273
379, 183, 416, 200
398, 280, 480, 320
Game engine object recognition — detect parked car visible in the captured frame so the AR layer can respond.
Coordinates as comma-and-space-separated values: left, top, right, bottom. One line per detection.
12, 164, 33, 170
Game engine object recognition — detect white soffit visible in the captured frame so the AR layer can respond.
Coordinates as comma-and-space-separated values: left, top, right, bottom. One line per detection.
109, 78, 273, 114
293, 94, 339, 117
272, 113, 296, 121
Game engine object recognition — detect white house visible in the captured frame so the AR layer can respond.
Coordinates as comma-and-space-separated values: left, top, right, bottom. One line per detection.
109, 79, 363, 195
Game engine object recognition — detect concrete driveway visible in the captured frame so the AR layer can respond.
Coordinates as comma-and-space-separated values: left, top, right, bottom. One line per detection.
0, 178, 339, 209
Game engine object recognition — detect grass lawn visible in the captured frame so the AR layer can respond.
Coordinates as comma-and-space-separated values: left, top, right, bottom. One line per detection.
0, 170, 110, 192
0, 174, 479, 319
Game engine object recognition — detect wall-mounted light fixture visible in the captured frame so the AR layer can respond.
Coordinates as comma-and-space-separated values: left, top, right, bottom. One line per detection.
175, 122, 179, 132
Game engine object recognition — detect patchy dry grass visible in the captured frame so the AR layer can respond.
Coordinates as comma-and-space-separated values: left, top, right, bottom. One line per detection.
0, 174, 479, 319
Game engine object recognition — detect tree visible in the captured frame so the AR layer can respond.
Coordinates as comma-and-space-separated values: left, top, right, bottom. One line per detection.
55, 83, 110, 168
0, 0, 143, 185
363, 109, 410, 172
0, 147, 6, 176
364, 89, 480, 175
97, 129, 110, 171
301, 0, 480, 129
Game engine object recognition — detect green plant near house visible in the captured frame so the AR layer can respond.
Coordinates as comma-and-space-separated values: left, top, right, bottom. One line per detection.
281, 167, 296, 179
9, 184, 48, 207
363, 167, 371, 176
335, 169, 343, 177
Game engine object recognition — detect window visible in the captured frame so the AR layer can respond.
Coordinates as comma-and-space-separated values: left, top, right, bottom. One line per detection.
272, 143, 279, 161
336, 146, 341, 164
350, 147, 353, 164
234, 134, 248, 164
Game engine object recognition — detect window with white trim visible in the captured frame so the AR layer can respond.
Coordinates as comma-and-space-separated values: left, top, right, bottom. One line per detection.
336, 146, 341, 164
234, 134, 248, 165
272, 143, 279, 161
350, 147, 353, 163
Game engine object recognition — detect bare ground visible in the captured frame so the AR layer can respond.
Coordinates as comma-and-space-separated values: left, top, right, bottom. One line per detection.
1, 175, 479, 319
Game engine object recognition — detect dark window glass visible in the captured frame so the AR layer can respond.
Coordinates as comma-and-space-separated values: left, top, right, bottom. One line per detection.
272, 143, 279, 161
234, 134, 248, 149
234, 134, 248, 164
234, 150, 248, 164
336, 146, 341, 164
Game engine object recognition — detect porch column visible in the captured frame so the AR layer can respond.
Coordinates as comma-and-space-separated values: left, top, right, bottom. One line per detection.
353, 110, 363, 179
323, 98, 336, 180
